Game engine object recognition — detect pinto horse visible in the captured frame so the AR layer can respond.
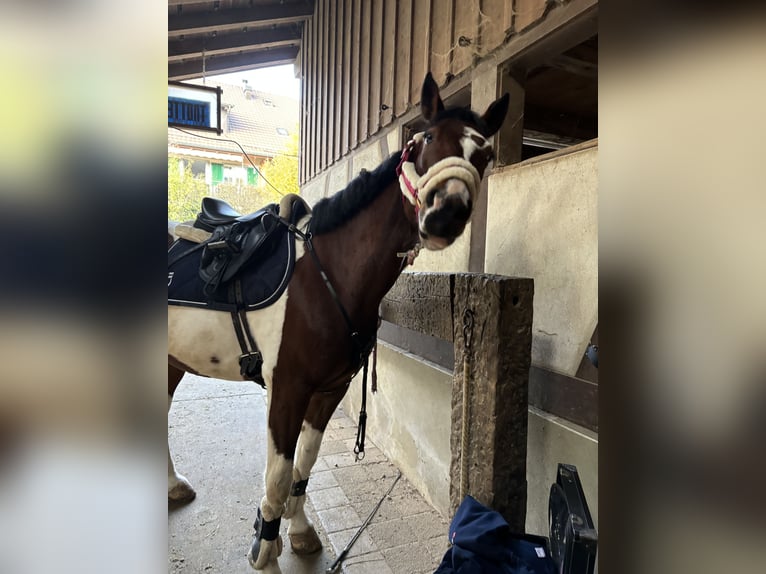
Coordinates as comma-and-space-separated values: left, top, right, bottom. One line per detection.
167, 72, 509, 573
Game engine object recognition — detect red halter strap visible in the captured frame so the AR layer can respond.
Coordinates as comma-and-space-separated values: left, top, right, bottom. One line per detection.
395, 139, 421, 217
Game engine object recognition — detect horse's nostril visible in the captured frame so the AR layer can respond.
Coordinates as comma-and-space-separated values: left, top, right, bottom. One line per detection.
419, 230, 428, 239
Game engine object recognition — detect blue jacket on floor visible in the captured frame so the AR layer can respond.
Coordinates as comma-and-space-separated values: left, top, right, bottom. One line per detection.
433, 496, 556, 574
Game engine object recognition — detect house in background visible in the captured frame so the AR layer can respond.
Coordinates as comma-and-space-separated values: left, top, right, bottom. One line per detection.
168, 79, 298, 191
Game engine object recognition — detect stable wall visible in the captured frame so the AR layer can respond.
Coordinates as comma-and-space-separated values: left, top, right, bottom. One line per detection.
485, 141, 598, 376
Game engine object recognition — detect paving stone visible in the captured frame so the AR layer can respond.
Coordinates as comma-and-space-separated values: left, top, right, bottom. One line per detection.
324, 425, 359, 441
322, 451, 358, 469
341, 551, 394, 574
386, 490, 436, 518
309, 470, 339, 491
408, 511, 449, 542
327, 528, 378, 558
365, 518, 418, 551
312, 458, 330, 472
309, 486, 350, 511
318, 439, 351, 455
381, 542, 440, 574
317, 506, 363, 534
423, 535, 449, 564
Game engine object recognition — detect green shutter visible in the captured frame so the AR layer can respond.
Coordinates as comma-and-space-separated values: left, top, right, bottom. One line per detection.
211, 163, 224, 185
247, 167, 258, 186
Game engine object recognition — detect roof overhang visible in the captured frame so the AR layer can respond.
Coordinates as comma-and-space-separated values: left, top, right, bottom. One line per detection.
168, 0, 312, 81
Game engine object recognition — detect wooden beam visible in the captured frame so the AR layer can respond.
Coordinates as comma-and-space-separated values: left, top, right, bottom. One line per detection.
529, 366, 598, 432
449, 273, 533, 530
169, 3, 314, 36
168, 47, 299, 80
168, 27, 301, 61
544, 53, 598, 79
380, 272, 454, 342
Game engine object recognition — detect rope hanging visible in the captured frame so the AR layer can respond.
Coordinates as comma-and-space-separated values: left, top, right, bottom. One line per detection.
459, 308, 474, 501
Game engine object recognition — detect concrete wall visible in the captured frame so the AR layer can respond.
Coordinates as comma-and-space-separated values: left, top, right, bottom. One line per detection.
486, 142, 598, 376
342, 343, 454, 514
525, 407, 598, 535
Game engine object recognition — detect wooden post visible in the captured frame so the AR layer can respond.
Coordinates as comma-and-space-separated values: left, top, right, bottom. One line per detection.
449, 273, 533, 532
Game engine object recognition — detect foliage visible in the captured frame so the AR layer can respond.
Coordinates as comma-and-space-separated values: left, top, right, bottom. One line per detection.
168, 158, 207, 222
214, 182, 279, 214
258, 128, 300, 198
167, 129, 300, 222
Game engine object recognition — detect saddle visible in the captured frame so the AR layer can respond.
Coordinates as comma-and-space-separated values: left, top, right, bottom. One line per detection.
168, 194, 311, 309
193, 195, 310, 296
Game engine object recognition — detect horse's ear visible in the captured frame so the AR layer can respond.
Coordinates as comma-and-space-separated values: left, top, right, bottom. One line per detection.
480, 93, 510, 137
421, 72, 445, 122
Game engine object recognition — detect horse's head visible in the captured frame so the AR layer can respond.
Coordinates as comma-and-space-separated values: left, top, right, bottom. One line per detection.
398, 73, 510, 250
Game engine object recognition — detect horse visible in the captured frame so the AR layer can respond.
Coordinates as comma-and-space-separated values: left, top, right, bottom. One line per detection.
167, 72, 509, 573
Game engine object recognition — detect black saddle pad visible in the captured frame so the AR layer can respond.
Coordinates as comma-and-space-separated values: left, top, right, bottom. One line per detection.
168, 227, 296, 312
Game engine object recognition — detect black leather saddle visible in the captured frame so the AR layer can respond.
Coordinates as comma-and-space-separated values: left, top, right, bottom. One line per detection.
189, 196, 310, 297
195, 197, 266, 232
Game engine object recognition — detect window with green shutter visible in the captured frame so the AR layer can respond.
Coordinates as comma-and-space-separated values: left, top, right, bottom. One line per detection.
247, 167, 258, 186
211, 163, 224, 185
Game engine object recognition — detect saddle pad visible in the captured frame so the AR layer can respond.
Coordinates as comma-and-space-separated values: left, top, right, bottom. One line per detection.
168, 229, 296, 312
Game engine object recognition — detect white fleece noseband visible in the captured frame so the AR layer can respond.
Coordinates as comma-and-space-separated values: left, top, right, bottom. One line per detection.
397, 132, 483, 211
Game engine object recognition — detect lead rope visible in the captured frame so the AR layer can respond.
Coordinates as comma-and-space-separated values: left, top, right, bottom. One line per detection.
353, 356, 368, 461
460, 308, 474, 501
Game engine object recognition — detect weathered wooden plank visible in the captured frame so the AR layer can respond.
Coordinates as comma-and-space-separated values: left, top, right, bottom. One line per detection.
380, 272, 454, 342
513, 0, 549, 33
298, 23, 311, 185
342, 0, 352, 154
327, 0, 337, 165
452, 0, 478, 75
334, 0, 345, 161
529, 366, 598, 432
495, 66, 526, 168
449, 273, 533, 531
410, 0, 432, 104
368, 0, 384, 135
350, 0, 361, 148
311, 1, 320, 178
309, 7, 317, 180
320, 0, 329, 170
394, 0, 413, 116
479, 0, 507, 56
429, 0, 454, 87
358, 0, 372, 142
380, 0, 396, 126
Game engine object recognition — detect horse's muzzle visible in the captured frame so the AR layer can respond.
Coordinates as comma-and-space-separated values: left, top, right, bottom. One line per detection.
419, 187, 472, 249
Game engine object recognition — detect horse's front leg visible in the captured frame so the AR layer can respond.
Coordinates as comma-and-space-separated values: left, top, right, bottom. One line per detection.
248, 385, 311, 573
168, 365, 195, 502
284, 386, 347, 555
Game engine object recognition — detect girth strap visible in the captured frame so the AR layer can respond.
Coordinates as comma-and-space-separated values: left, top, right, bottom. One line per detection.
229, 279, 265, 387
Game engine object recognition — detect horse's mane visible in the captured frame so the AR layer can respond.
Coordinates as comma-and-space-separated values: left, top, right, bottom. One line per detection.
310, 152, 401, 235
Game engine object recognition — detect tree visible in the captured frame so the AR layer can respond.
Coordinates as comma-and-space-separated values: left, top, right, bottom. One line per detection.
168, 157, 208, 222
257, 128, 300, 197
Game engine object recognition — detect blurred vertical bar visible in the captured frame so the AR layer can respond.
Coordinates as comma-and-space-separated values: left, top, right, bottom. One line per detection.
0, 1, 167, 573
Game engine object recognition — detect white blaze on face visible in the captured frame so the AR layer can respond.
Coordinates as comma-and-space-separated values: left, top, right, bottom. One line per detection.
460, 127, 491, 162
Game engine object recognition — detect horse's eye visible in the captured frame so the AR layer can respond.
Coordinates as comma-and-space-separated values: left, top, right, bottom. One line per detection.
424, 132, 433, 144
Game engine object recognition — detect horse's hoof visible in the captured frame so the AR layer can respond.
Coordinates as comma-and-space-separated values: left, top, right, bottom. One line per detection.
168, 477, 196, 503
289, 527, 322, 555
248, 536, 283, 571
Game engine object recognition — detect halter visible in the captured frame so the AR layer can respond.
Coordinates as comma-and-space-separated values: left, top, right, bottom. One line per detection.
395, 131, 483, 219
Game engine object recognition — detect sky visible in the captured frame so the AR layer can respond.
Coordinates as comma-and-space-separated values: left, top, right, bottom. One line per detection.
206, 64, 301, 100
